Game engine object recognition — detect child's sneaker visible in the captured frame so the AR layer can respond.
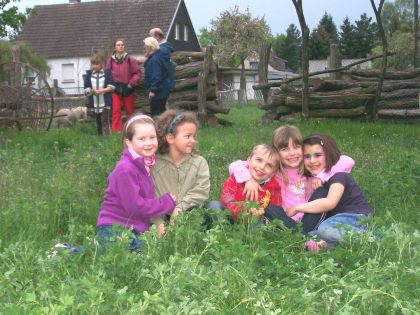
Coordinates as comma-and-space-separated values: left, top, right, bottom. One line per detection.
305, 240, 327, 252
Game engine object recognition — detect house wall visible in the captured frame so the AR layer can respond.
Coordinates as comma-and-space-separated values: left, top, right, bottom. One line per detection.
169, 1, 201, 52
49, 57, 91, 95
218, 72, 260, 100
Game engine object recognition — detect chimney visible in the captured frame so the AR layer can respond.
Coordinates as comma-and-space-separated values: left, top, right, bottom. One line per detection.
69, 0, 81, 4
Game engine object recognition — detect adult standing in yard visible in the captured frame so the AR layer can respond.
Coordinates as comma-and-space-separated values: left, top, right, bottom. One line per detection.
140, 29, 175, 94
143, 37, 172, 117
106, 39, 141, 132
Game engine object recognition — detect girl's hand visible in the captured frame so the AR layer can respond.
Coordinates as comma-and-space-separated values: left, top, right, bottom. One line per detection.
148, 91, 155, 99
170, 207, 182, 225
250, 207, 265, 216
243, 179, 263, 201
170, 194, 176, 202
157, 222, 166, 238
285, 206, 298, 217
312, 178, 323, 190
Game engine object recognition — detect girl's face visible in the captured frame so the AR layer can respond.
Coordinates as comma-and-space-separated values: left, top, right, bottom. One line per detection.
303, 144, 326, 176
278, 138, 303, 169
125, 123, 158, 158
91, 63, 102, 72
115, 40, 125, 54
167, 122, 197, 156
247, 150, 278, 182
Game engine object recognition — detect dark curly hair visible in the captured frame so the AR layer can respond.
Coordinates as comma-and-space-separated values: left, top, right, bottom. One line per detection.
155, 110, 199, 155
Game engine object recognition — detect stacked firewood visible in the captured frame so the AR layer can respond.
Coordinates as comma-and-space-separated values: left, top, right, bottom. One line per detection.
136, 49, 229, 124
259, 68, 420, 121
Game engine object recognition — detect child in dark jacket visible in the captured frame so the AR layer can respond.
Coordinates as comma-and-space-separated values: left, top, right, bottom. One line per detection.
84, 53, 115, 136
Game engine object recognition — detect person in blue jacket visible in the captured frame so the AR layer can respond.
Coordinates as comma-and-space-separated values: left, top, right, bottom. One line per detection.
143, 37, 173, 117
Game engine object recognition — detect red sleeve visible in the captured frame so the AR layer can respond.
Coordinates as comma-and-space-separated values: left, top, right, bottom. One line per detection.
266, 178, 282, 207
220, 174, 241, 217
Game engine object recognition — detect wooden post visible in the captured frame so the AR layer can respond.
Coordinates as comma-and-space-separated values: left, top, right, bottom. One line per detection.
197, 46, 213, 122
258, 42, 271, 104
414, 0, 419, 68
329, 44, 341, 80
11, 44, 21, 88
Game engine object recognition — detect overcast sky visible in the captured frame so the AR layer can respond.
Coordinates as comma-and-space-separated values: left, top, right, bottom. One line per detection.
15, 0, 377, 35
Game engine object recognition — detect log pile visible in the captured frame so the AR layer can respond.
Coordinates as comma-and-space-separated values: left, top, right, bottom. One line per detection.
258, 68, 420, 121
135, 48, 229, 124
348, 69, 420, 120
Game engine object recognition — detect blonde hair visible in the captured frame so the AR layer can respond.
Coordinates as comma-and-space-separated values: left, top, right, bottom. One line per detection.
143, 37, 160, 51
249, 144, 280, 168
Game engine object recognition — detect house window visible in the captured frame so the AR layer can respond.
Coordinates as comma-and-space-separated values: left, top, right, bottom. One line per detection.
175, 23, 180, 40
250, 61, 259, 70
62, 63, 75, 83
184, 24, 188, 41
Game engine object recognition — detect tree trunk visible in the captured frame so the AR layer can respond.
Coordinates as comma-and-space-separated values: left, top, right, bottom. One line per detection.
414, 0, 419, 67
378, 108, 420, 118
285, 94, 375, 109
197, 47, 213, 122
292, 0, 310, 120
239, 57, 247, 104
309, 106, 366, 118
175, 61, 204, 79
377, 98, 419, 109
258, 42, 271, 104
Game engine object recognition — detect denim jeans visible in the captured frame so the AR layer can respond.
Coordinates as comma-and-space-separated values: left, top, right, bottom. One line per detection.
308, 213, 368, 248
96, 224, 142, 252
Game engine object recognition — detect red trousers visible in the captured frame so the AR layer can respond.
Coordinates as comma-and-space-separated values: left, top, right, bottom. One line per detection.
111, 93, 135, 132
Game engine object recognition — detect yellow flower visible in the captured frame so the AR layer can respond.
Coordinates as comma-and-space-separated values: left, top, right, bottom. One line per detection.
259, 190, 271, 208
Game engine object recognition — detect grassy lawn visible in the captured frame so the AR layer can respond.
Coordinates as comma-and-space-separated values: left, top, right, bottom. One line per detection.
0, 104, 419, 313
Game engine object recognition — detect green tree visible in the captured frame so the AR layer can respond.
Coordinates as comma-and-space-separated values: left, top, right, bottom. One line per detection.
372, 31, 414, 70
0, 0, 31, 39
0, 40, 49, 75
339, 17, 356, 58
382, 0, 414, 36
309, 12, 338, 59
197, 27, 214, 48
275, 24, 301, 71
353, 13, 378, 58
211, 6, 269, 103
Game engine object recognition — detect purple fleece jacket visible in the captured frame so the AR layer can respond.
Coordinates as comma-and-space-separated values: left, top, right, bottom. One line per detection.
97, 149, 175, 233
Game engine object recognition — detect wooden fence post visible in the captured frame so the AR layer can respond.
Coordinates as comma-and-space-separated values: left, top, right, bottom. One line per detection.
197, 46, 213, 122
258, 42, 271, 105
329, 44, 341, 80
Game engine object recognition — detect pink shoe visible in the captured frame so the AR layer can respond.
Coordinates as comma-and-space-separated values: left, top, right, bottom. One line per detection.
306, 240, 327, 252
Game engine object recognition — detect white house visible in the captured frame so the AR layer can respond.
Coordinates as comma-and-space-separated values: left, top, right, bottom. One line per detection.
19, 0, 200, 95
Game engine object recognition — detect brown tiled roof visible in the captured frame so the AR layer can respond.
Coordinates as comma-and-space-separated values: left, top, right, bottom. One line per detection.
269, 53, 287, 71
19, 0, 180, 58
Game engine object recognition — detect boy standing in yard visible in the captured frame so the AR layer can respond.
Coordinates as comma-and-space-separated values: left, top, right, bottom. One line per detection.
219, 144, 282, 222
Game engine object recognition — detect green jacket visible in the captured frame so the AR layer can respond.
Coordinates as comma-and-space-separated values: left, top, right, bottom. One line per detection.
152, 154, 210, 211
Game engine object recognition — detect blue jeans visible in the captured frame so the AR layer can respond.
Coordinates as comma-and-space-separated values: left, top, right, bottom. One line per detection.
308, 213, 368, 248
96, 225, 142, 252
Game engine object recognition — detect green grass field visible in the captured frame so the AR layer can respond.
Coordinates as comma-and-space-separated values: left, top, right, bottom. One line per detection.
0, 105, 419, 314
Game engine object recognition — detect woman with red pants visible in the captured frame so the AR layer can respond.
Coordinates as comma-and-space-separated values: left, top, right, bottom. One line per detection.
106, 39, 141, 132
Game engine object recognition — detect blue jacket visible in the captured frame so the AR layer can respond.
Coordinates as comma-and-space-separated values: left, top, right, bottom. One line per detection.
159, 41, 175, 91
97, 149, 175, 233
84, 69, 115, 111
144, 49, 173, 100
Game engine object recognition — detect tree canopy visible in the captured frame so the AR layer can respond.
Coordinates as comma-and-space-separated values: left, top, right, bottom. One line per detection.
0, 0, 31, 39
211, 6, 270, 66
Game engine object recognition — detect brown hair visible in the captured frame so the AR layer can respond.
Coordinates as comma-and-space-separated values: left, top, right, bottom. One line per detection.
155, 110, 199, 154
303, 134, 341, 174
122, 113, 156, 148
90, 53, 104, 66
112, 38, 125, 54
249, 144, 280, 168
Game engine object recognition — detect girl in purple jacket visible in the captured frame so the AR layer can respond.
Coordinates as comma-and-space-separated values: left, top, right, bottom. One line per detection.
96, 114, 175, 251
